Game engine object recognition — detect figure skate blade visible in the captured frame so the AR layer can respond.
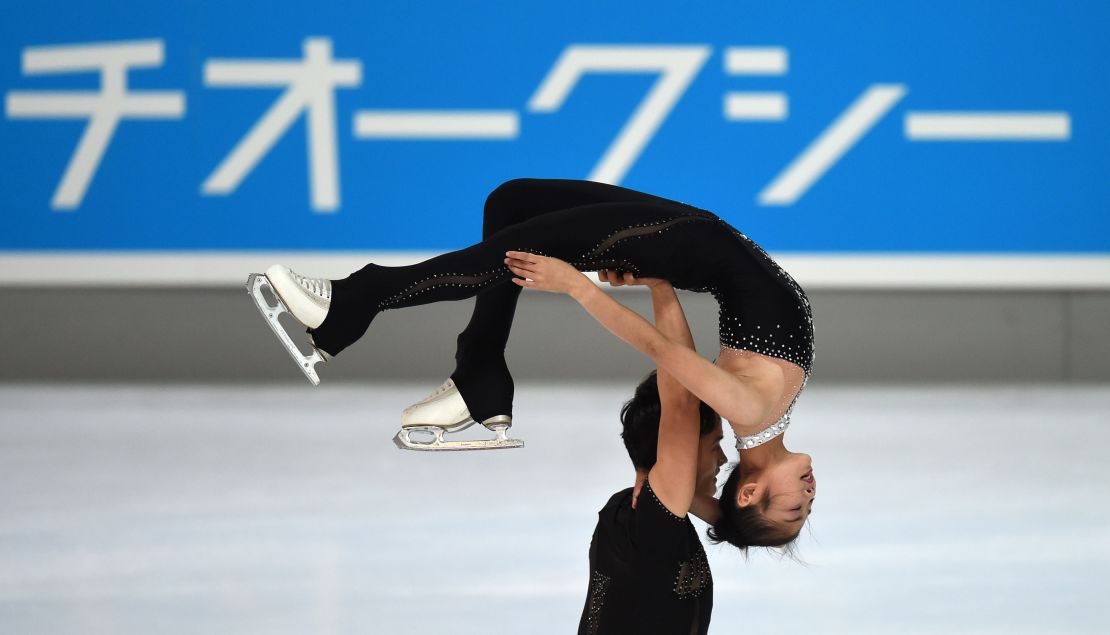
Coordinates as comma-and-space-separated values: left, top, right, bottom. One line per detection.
246, 273, 325, 386
392, 422, 524, 451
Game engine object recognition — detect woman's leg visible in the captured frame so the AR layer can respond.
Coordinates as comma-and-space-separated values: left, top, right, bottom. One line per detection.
450, 179, 691, 420
310, 200, 716, 364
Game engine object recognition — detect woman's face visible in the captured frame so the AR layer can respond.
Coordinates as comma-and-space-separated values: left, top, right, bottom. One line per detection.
741, 452, 816, 532
696, 417, 727, 498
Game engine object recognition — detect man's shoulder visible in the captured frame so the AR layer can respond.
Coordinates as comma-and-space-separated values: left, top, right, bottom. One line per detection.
594, 486, 636, 531
599, 487, 635, 514
591, 487, 637, 562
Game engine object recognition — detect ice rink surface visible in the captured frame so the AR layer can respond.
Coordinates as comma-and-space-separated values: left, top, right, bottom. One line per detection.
1, 383, 1108, 635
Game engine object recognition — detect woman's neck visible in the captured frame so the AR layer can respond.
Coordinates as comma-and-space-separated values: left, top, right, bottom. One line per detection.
736, 435, 790, 469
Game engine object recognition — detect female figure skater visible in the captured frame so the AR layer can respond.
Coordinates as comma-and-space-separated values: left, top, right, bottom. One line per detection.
578, 271, 725, 634
255, 178, 816, 549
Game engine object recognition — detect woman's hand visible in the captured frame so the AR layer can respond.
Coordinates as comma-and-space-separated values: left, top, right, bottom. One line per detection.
505, 251, 593, 296
598, 269, 667, 289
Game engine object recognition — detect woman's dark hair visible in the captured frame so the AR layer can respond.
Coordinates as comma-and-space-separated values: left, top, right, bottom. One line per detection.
707, 464, 800, 556
620, 370, 718, 470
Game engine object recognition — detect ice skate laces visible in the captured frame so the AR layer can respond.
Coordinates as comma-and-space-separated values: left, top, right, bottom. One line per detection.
291, 271, 331, 300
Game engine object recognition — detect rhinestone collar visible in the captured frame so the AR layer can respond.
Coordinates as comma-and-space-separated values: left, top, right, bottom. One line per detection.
735, 414, 790, 451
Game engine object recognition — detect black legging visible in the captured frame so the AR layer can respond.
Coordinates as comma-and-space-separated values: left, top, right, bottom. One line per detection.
449, 180, 707, 422
311, 179, 813, 421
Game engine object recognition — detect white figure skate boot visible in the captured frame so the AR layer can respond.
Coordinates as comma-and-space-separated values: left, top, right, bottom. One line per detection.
394, 378, 522, 451
246, 265, 333, 385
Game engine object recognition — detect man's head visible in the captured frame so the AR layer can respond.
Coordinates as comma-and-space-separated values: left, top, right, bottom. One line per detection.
620, 370, 726, 496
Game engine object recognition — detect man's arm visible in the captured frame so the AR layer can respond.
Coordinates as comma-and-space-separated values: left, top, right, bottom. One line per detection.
647, 282, 724, 524
645, 282, 701, 516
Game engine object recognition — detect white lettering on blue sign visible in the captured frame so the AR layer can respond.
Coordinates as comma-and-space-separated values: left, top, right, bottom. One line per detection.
3, 38, 1072, 214
528, 45, 710, 185
202, 38, 361, 212
5, 40, 185, 210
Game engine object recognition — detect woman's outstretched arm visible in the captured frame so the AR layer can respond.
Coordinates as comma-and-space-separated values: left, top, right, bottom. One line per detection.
505, 251, 775, 431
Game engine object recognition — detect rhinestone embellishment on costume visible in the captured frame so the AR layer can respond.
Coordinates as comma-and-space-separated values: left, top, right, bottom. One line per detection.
673, 546, 711, 599
586, 213, 715, 259
715, 222, 815, 375
379, 266, 503, 310
585, 570, 612, 635
736, 413, 792, 451
644, 479, 686, 522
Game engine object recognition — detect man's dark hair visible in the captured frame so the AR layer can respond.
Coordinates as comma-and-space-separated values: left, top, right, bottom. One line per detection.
620, 370, 718, 470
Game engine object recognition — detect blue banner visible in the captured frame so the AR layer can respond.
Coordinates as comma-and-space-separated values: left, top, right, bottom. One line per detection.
2, 1, 1106, 253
